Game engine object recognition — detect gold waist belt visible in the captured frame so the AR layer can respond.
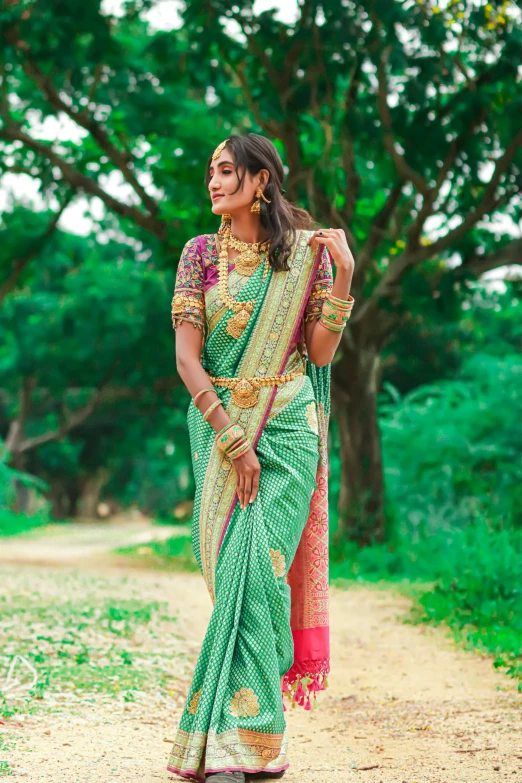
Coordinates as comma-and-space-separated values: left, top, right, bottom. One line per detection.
209, 365, 304, 409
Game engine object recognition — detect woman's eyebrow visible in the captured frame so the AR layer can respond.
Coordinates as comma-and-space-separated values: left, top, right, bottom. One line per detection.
209, 160, 235, 172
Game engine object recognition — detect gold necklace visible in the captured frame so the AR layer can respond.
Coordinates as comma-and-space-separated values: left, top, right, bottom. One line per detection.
228, 233, 269, 277
217, 227, 270, 339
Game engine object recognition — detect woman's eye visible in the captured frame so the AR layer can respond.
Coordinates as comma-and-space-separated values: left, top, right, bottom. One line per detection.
222, 169, 232, 175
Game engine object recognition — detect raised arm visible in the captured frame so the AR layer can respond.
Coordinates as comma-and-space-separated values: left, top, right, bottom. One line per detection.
304, 229, 355, 367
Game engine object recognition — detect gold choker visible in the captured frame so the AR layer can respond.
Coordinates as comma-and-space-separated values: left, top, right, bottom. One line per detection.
228, 232, 269, 277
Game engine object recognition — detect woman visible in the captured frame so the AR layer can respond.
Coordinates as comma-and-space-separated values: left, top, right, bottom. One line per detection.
167, 134, 355, 782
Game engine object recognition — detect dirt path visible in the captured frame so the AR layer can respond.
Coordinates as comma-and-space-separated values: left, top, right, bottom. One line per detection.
1, 521, 521, 782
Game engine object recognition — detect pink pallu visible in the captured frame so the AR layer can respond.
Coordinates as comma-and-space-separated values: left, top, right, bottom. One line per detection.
283, 345, 331, 709
275, 241, 331, 709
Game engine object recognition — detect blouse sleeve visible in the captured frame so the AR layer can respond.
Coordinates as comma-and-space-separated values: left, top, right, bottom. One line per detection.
171, 236, 206, 332
303, 244, 334, 322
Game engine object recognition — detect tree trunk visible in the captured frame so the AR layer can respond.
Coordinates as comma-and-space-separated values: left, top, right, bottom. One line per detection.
78, 469, 111, 519
10, 450, 30, 514
332, 346, 385, 546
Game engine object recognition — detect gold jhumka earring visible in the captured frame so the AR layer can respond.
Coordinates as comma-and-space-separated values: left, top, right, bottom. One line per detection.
250, 188, 271, 214
218, 213, 232, 234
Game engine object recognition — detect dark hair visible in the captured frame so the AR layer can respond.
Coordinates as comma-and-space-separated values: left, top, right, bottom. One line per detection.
204, 134, 314, 272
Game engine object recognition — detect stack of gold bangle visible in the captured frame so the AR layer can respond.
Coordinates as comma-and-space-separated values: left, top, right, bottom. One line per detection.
319, 292, 354, 332
215, 423, 251, 459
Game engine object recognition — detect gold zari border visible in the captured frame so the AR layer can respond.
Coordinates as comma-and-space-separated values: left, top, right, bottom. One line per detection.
198, 230, 319, 602
167, 727, 288, 776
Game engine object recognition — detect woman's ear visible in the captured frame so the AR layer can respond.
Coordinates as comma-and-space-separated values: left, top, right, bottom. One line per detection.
258, 168, 270, 189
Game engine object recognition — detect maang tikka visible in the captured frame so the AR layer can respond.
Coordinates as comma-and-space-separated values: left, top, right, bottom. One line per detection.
212, 140, 231, 234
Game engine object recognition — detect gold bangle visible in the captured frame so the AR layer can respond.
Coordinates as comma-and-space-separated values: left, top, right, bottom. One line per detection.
229, 439, 252, 459
327, 292, 354, 309
193, 387, 216, 406
216, 424, 246, 452
202, 398, 223, 422
319, 313, 348, 332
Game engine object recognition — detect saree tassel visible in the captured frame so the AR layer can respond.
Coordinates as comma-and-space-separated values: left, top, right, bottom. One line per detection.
301, 676, 311, 693
295, 680, 305, 706
306, 676, 323, 694
304, 693, 312, 711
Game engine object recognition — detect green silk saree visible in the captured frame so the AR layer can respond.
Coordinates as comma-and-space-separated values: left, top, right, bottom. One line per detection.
168, 229, 331, 780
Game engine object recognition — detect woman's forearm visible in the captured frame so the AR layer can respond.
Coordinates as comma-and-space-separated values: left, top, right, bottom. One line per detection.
174, 321, 234, 433
176, 355, 233, 433
305, 265, 354, 367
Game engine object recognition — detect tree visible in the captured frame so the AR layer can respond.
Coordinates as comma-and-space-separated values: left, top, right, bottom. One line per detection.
1, 0, 521, 542
0, 219, 188, 515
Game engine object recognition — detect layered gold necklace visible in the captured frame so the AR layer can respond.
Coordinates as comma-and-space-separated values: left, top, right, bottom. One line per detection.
218, 225, 270, 339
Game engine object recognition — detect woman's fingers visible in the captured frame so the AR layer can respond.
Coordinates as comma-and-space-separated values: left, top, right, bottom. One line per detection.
307, 228, 334, 252
238, 471, 246, 510
249, 471, 260, 504
243, 472, 253, 509
233, 450, 262, 509
236, 467, 260, 509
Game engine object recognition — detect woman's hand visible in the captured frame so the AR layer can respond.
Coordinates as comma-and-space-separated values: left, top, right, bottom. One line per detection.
307, 228, 355, 271
232, 447, 261, 510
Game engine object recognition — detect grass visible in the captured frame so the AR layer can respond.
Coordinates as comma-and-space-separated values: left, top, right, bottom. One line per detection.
112, 533, 199, 572
0, 509, 55, 539
330, 515, 522, 688
0, 567, 194, 721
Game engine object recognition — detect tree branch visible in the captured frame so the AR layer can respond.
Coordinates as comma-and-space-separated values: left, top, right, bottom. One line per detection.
0, 191, 74, 304
377, 47, 430, 196
354, 128, 522, 323
463, 237, 522, 277
0, 124, 166, 240
17, 364, 120, 453
341, 58, 362, 227
406, 108, 488, 252
22, 60, 159, 217
354, 183, 403, 288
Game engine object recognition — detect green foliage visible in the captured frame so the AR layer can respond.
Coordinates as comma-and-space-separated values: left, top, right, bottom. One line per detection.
113, 534, 198, 572
380, 353, 522, 530
384, 278, 522, 392
330, 348, 522, 682
0, 222, 193, 518
417, 519, 522, 687
0, 440, 52, 535
330, 515, 522, 683
0, 441, 49, 508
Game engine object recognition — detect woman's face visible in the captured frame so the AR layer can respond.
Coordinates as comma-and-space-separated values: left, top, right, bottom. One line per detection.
208, 147, 266, 216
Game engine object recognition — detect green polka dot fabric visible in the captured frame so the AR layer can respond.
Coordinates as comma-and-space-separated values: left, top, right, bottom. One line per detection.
167, 230, 331, 781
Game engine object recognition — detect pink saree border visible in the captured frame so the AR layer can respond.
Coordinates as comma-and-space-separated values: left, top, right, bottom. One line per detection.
167, 762, 290, 782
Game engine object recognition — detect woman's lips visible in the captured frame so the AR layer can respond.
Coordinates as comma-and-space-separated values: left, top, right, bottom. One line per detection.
212, 194, 224, 202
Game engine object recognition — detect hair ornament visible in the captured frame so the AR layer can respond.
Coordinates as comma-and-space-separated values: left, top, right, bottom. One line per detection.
212, 139, 229, 160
